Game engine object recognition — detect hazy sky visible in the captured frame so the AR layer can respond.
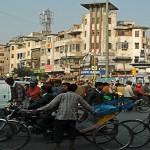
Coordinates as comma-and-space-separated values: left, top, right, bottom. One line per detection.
0, 0, 149, 44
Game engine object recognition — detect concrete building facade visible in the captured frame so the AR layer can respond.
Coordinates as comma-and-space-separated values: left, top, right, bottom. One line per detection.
1, 1, 149, 78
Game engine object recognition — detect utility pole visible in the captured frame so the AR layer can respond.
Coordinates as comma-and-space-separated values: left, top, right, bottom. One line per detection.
105, 0, 109, 78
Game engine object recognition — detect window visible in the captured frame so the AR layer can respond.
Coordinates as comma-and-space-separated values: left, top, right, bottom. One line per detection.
48, 49, 51, 53
134, 56, 139, 63
76, 44, 80, 52
92, 30, 95, 35
12, 46, 14, 50
56, 47, 59, 52
143, 31, 145, 37
17, 54, 19, 59
70, 44, 72, 51
108, 18, 111, 24
108, 30, 111, 37
11, 54, 14, 58
28, 42, 30, 47
41, 63, 45, 66
22, 53, 26, 59
0, 53, 4, 56
41, 49, 45, 56
122, 42, 128, 50
92, 18, 95, 24
84, 44, 86, 50
92, 43, 94, 49
96, 43, 99, 49
72, 44, 75, 50
135, 43, 139, 49
116, 42, 128, 50
47, 37, 51, 43
108, 43, 112, 49
47, 59, 50, 65
117, 30, 132, 36
135, 31, 139, 37
96, 17, 99, 24
28, 51, 30, 56
84, 31, 86, 37
11, 64, 13, 68
85, 19, 87, 25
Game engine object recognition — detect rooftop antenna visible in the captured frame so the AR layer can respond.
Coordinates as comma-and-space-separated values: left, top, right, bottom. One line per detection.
39, 9, 54, 34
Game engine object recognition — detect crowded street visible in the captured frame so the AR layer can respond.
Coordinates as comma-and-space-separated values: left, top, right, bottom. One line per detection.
19, 111, 150, 150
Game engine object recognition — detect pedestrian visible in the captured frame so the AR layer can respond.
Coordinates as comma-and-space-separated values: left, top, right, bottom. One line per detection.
123, 81, 135, 100
37, 84, 93, 150
26, 79, 41, 105
88, 82, 105, 105
52, 79, 63, 97
5, 77, 26, 106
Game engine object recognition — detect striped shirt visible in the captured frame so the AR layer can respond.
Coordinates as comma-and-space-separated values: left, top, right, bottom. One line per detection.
38, 91, 94, 120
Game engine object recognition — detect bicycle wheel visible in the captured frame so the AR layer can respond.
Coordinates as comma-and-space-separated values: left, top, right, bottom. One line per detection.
93, 121, 133, 150
0, 119, 31, 150
121, 119, 150, 148
81, 131, 94, 143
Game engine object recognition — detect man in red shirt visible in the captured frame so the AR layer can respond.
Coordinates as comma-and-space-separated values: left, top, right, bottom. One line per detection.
26, 80, 41, 105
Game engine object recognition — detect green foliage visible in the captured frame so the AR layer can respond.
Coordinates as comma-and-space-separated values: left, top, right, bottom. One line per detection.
12, 67, 34, 77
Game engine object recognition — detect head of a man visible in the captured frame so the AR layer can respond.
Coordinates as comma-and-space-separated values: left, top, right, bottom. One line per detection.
95, 82, 104, 90
54, 80, 62, 87
62, 82, 70, 92
41, 85, 51, 94
29, 80, 38, 88
5, 77, 14, 86
68, 84, 78, 92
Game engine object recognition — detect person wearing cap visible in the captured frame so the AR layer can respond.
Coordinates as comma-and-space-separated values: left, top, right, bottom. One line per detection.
26, 79, 41, 105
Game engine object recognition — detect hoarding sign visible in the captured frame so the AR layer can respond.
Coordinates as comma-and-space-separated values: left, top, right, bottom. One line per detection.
45, 65, 52, 72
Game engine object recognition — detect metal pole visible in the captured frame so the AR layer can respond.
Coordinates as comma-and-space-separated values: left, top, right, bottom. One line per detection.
105, 0, 109, 78
93, 6, 97, 83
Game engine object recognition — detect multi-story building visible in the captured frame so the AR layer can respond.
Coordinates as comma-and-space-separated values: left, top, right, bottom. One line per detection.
80, 2, 118, 76
0, 44, 5, 76
8, 32, 46, 74
3, 43, 10, 75
1, 1, 149, 78
80, 2, 149, 77
113, 21, 149, 76
53, 24, 84, 77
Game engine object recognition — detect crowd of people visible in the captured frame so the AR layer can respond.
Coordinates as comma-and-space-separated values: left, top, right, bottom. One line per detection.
4, 77, 150, 150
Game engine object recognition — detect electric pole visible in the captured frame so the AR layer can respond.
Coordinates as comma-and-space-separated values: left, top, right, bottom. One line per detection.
105, 0, 109, 78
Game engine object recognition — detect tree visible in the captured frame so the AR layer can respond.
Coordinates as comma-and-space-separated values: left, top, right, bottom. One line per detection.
12, 67, 34, 77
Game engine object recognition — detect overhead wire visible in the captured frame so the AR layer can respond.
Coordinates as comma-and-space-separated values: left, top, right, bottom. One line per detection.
0, 10, 39, 25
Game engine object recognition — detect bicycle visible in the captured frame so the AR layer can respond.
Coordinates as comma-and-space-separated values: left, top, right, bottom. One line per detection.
0, 118, 31, 150
1, 99, 133, 150
0, 103, 95, 144
121, 111, 150, 148
76, 98, 134, 150
133, 93, 150, 113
